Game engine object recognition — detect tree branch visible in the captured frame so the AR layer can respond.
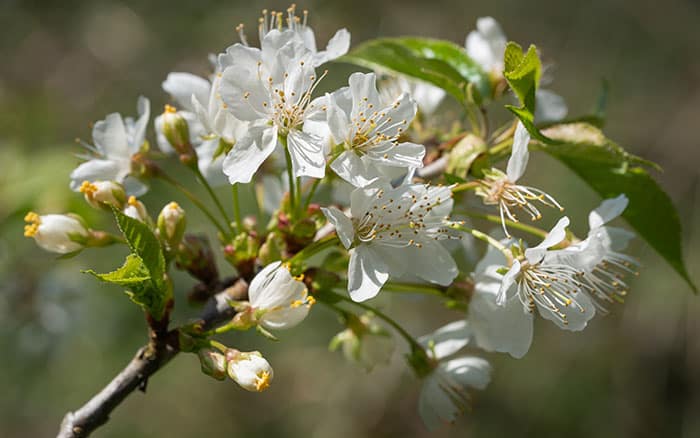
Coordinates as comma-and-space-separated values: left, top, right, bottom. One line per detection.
57, 279, 249, 438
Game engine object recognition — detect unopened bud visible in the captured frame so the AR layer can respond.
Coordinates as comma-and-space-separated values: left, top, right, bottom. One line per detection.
226, 350, 274, 392
24, 212, 89, 254
161, 105, 195, 159
197, 348, 227, 380
157, 202, 186, 248
123, 196, 151, 224
79, 180, 127, 210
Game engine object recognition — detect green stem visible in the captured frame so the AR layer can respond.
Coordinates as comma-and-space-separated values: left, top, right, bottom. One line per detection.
158, 172, 228, 237
459, 211, 548, 239
279, 135, 297, 218
194, 168, 234, 235
451, 181, 480, 193
451, 223, 513, 264
383, 281, 446, 297
295, 176, 303, 217
328, 290, 423, 351
250, 182, 263, 233
289, 235, 340, 263
303, 178, 322, 211
231, 185, 243, 232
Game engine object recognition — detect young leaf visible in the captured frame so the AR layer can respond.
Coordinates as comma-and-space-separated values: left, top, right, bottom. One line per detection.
538, 123, 696, 292
502, 42, 554, 143
112, 207, 166, 284
339, 37, 491, 105
85, 254, 151, 287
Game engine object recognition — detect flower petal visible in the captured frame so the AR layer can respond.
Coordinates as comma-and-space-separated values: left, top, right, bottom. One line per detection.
506, 121, 530, 182
525, 216, 570, 264
418, 320, 471, 360
588, 194, 628, 230
321, 206, 355, 249
330, 150, 376, 188
347, 245, 389, 302
162, 72, 211, 113
92, 113, 128, 158
287, 130, 326, 179
223, 124, 278, 184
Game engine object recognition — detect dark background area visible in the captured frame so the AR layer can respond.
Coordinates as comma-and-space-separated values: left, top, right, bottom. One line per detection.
1, 0, 699, 436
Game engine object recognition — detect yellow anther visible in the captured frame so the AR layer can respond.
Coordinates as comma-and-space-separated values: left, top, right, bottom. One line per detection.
167, 201, 180, 210
127, 196, 138, 206
290, 299, 304, 308
79, 180, 97, 197
255, 371, 271, 392
24, 211, 40, 224
164, 104, 177, 114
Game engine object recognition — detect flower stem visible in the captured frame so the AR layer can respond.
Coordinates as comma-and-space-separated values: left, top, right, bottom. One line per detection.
451, 223, 513, 264
289, 234, 339, 263
459, 211, 548, 238
157, 172, 228, 237
279, 135, 297, 218
328, 290, 423, 351
451, 181, 480, 193
383, 282, 446, 297
193, 168, 234, 235
303, 178, 322, 211
231, 184, 243, 232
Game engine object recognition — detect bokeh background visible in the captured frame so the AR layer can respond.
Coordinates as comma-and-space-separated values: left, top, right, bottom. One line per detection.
2, 0, 700, 436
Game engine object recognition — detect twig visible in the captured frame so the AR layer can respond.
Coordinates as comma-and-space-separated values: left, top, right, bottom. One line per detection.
56, 279, 249, 438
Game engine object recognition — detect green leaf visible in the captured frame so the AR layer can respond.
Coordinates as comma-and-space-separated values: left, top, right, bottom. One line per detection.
502, 42, 554, 143
85, 254, 150, 286
85, 209, 171, 319
112, 207, 166, 284
339, 37, 491, 105
538, 123, 696, 292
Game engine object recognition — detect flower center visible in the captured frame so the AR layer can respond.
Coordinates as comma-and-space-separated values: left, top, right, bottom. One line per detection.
517, 261, 586, 325
23, 211, 41, 237
255, 370, 272, 392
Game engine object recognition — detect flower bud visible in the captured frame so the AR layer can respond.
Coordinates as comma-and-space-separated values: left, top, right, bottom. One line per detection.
79, 180, 127, 210
160, 105, 195, 158
197, 348, 227, 381
157, 202, 186, 248
446, 134, 486, 179
122, 196, 151, 224
226, 350, 273, 392
24, 212, 89, 254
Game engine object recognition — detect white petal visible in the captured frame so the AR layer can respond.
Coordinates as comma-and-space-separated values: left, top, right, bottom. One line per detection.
92, 113, 128, 158
442, 356, 492, 390
537, 290, 596, 331
535, 89, 568, 123
260, 306, 309, 330
162, 72, 211, 112
588, 194, 628, 230
325, 90, 352, 144
330, 150, 376, 188
218, 46, 269, 122
506, 121, 530, 182
470, 276, 533, 359
196, 138, 227, 187
401, 242, 458, 286
313, 28, 350, 66
465, 17, 506, 72
223, 125, 278, 184
69, 159, 129, 191
418, 320, 471, 360
349, 72, 382, 121
130, 96, 150, 153
321, 206, 355, 249
525, 216, 570, 264
418, 376, 451, 431
497, 259, 520, 306
287, 130, 326, 179
348, 246, 389, 302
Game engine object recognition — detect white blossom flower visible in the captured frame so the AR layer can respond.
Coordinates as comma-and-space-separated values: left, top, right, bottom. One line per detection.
417, 321, 491, 430
156, 71, 246, 186
469, 244, 534, 358
476, 122, 563, 237
465, 17, 568, 122
322, 181, 459, 302
70, 96, 150, 196
497, 217, 596, 329
546, 195, 638, 309
243, 5, 350, 67
378, 75, 446, 117
319, 72, 425, 188
248, 261, 314, 330
23, 212, 89, 254
218, 29, 327, 184
226, 350, 274, 392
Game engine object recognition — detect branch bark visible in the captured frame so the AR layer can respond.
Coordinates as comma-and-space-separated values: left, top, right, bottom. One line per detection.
57, 279, 249, 438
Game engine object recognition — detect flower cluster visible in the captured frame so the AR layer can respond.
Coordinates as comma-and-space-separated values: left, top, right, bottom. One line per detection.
25, 7, 647, 433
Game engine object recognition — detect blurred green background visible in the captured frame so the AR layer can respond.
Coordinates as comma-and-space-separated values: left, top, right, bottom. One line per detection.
2, 0, 700, 437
